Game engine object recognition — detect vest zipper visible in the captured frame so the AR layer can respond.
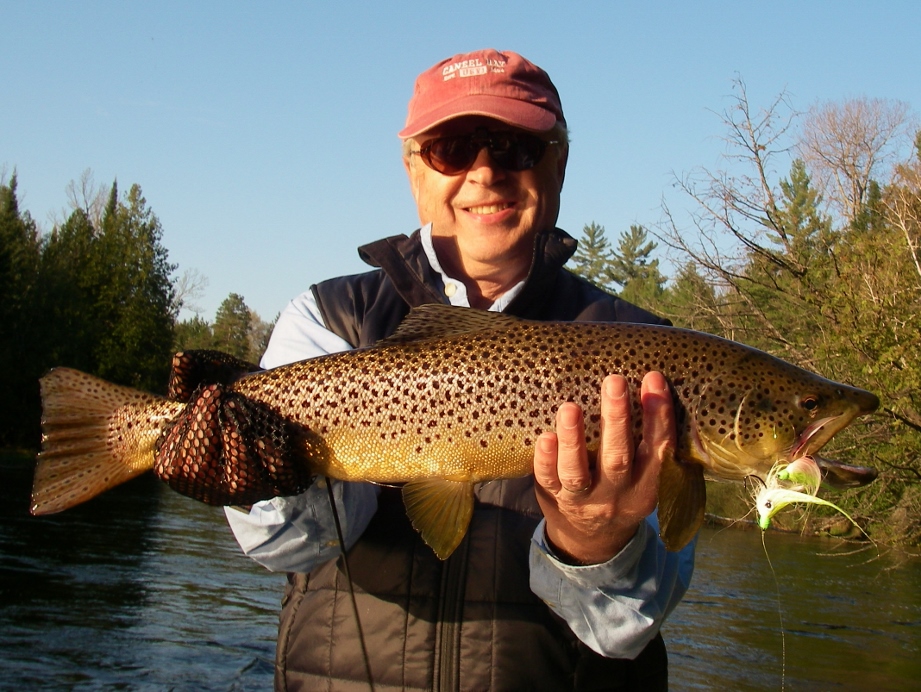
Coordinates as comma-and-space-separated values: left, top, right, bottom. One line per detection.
434, 532, 470, 692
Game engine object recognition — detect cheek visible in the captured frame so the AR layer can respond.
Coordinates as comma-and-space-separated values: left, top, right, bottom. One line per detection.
411, 167, 457, 224
524, 175, 562, 225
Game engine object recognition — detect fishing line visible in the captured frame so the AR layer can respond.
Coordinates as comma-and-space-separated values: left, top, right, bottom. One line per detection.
761, 530, 786, 692
326, 478, 375, 692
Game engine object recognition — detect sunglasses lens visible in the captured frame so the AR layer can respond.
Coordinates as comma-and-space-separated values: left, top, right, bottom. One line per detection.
422, 137, 477, 175
493, 133, 547, 171
419, 132, 551, 175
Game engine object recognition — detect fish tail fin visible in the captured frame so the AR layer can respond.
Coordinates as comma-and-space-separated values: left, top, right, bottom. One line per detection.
32, 367, 180, 515
657, 451, 706, 551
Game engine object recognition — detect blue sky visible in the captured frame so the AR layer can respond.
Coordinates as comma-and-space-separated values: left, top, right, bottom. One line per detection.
3, 1, 919, 322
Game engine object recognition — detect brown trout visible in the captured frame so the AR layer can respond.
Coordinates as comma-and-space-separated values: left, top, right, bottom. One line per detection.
31, 304, 879, 557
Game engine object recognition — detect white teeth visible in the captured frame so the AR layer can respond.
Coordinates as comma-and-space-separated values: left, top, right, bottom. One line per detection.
467, 204, 510, 215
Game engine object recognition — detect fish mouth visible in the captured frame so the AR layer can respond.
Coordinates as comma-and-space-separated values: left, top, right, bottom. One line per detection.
790, 388, 879, 460
790, 415, 848, 459
786, 414, 879, 489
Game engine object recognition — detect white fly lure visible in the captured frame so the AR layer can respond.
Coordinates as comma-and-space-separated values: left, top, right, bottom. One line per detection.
754, 456, 868, 537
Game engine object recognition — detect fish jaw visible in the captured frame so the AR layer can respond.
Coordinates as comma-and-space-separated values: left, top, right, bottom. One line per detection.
813, 455, 879, 488
791, 387, 880, 459
689, 371, 880, 481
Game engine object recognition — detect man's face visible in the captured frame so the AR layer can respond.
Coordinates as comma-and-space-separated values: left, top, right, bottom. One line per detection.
403, 116, 567, 271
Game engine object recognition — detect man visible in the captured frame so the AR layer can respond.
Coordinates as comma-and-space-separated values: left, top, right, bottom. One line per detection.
225, 49, 695, 690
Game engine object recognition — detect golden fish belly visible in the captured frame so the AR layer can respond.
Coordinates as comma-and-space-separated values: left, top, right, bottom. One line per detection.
312, 428, 535, 483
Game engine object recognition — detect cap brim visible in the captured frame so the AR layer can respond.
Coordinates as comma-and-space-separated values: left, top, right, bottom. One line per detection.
399, 94, 559, 139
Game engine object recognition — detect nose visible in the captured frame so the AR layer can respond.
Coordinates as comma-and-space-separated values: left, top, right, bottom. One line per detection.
466, 146, 506, 184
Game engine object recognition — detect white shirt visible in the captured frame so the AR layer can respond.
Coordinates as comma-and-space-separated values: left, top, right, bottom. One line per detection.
225, 223, 695, 659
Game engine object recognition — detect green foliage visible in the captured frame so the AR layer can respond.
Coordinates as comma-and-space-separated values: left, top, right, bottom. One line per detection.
568, 222, 618, 292
90, 183, 177, 388
568, 222, 667, 312
176, 293, 275, 365
212, 293, 255, 361
612, 225, 667, 312
0, 176, 177, 447
174, 315, 214, 352
0, 174, 42, 447
609, 225, 661, 285
659, 262, 724, 333
660, 84, 921, 543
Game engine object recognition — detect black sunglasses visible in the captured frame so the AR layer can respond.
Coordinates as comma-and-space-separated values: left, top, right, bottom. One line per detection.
413, 127, 558, 176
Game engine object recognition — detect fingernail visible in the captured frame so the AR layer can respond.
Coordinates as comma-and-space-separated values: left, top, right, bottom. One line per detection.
560, 404, 580, 429
605, 375, 627, 399
647, 371, 668, 394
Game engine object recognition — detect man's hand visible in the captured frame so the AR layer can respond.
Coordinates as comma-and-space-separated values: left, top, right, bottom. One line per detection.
533, 371, 676, 565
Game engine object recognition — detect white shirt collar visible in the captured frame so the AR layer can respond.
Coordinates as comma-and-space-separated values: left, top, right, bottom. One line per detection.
419, 223, 525, 312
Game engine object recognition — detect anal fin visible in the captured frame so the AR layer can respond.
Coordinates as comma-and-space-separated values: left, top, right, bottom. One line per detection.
657, 452, 706, 552
401, 478, 475, 560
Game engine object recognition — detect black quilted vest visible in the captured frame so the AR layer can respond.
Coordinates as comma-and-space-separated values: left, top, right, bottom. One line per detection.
274, 228, 671, 691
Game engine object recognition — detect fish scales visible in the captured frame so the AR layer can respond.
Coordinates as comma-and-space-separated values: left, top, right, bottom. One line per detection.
229, 319, 849, 484
31, 304, 880, 557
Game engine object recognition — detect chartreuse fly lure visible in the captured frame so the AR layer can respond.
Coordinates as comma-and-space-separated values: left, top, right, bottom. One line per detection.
754, 456, 867, 538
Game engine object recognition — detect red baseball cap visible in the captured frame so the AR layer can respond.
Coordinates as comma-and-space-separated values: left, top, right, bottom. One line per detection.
398, 49, 565, 139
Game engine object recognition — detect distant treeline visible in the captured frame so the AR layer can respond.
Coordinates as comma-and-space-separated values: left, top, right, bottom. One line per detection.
0, 173, 273, 449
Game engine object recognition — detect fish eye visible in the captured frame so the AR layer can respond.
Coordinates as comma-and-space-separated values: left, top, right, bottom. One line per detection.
800, 395, 820, 411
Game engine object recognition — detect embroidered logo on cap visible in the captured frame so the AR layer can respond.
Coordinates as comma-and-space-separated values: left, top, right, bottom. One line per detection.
442, 57, 507, 81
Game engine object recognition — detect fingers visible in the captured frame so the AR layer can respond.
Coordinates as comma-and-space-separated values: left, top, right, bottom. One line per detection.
532, 371, 674, 504
534, 373, 651, 498
597, 374, 634, 487
534, 403, 591, 495
556, 403, 592, 492
636, 370, 675, 491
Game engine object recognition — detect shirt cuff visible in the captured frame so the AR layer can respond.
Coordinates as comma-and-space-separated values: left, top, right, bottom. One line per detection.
530, 518, 649, 590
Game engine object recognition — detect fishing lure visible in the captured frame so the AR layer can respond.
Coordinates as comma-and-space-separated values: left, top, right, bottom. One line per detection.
754, 456, 867, 538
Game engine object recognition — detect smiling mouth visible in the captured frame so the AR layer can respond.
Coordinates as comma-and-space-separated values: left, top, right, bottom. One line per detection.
465, 203, 513, 215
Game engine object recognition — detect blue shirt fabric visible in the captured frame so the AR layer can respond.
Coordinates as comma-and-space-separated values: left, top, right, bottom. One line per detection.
224, 223, 695, 659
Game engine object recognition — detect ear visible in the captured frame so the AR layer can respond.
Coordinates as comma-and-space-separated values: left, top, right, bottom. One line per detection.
403, 153, 421, 202
556, 146, 569, 192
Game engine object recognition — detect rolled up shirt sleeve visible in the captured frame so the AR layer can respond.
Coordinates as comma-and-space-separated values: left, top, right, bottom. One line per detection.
529, 512, 696, 659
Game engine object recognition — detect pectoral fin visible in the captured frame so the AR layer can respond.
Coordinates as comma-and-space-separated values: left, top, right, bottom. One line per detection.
657, 452, 706, 552
401, 478, 475, 560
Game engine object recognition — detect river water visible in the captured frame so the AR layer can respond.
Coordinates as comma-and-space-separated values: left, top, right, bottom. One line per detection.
2, 456, 919, 690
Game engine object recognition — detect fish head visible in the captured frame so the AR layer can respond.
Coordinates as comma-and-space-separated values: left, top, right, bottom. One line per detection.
690, 351, 879, 479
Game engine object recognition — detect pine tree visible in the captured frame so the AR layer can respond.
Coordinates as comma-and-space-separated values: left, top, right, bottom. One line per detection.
91, 183, 176, 389
568, 222, 617, 292
662, 262, 724, 333
212, 293, 255, 360
0, 173, 42, 445
174, 315, 215, 352
611, 225, 666, 310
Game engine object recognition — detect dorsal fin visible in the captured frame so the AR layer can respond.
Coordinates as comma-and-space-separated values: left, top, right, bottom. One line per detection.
378, 304, 525, 346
